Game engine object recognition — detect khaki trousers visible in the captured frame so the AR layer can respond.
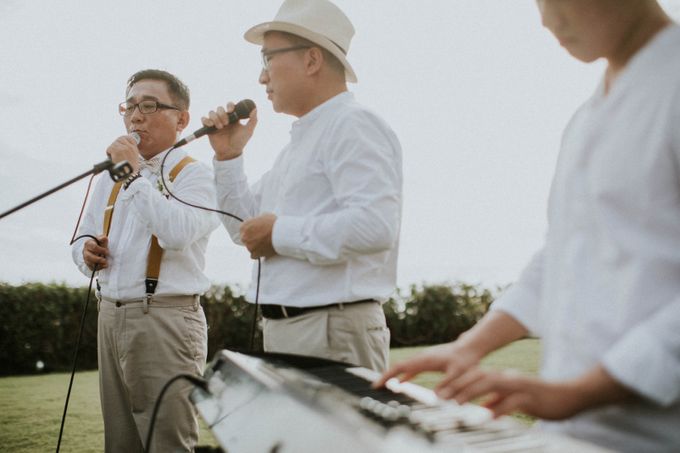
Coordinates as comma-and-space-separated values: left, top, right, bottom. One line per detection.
97, 295, 207, 453
262, 301, 390, 372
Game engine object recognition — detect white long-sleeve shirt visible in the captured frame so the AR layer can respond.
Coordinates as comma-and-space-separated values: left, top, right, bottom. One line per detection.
493, 25, 680, 452
72, 148, 219, 299
214, 92, 403, 306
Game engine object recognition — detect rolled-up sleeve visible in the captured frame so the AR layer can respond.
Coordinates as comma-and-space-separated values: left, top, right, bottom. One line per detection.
602, 292, 680, 406
491, 247, 546, 336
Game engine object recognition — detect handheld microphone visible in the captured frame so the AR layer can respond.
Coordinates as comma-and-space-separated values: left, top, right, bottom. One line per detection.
93, 132, 140, 181
173, 99, 256, 148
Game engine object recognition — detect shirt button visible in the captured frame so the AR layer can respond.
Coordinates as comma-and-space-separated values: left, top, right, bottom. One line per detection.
115, 302, 122, 307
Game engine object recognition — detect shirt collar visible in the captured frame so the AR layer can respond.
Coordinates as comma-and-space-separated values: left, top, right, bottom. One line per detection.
594, 24, 679, 101
139, 147, 178, 175
291, 91, 354, 133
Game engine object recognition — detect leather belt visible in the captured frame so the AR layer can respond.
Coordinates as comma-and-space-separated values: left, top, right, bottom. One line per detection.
99, 294, 200, 312
260, 299, 376, 320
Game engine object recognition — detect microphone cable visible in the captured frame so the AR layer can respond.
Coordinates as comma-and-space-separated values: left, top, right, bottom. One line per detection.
55, 261, 98, 453
56, 174, 104, 453
56, 115, 261, 451
144, 373, 209, 453
142, 146, 263, 452
56, 169, 219, 453
159, 145, 262, 351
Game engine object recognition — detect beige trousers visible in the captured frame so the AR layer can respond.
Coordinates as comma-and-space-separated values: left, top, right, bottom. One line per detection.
97, 295, 207, 453
262, 301, 390, 372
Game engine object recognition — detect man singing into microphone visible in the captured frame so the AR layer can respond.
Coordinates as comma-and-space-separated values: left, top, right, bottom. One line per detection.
203, 0, 402, 372
72, 69, 219, 452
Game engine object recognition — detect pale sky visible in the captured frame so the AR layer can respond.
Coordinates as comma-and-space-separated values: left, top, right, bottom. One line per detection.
1, 1, 679, 291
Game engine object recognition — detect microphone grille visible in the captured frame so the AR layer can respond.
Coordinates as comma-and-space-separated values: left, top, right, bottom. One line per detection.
234, 99, 256, 119
130, 132, 141, 145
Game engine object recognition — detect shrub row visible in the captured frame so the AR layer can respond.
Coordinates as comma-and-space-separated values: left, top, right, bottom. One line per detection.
0, 282, 498, 376
384, 283, 496, 347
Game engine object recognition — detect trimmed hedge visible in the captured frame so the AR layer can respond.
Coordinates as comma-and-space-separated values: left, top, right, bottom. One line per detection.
384, 283, 495, 347
0, 283, 99, 375
0, 282, 498, 376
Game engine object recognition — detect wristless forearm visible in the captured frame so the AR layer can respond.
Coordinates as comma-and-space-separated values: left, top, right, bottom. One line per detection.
567, 365, 634, 413
457, 310, 529, 358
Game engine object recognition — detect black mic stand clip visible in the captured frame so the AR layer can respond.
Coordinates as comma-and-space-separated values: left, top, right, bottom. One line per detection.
0, 159, 133, 221
97, 159, 134, 182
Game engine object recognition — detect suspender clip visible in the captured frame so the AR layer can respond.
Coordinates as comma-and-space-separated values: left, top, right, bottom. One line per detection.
144, 278, 158, 314
143, 293, 151, 314
145, 278, 158, 295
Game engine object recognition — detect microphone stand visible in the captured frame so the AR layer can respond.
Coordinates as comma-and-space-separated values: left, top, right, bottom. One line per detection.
0, 160, 133, 221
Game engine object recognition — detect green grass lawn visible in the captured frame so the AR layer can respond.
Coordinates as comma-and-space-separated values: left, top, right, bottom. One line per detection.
0, 339, 540, 452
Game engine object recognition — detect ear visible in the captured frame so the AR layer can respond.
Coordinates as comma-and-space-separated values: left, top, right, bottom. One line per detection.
176, 110, 190, 132
305, 47, 324, 76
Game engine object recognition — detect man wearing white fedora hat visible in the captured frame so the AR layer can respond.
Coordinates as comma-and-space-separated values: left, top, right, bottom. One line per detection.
203, 0, 402, 372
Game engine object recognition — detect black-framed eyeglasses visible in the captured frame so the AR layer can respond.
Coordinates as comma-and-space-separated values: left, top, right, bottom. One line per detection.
118, 100, 180, 117
261, 45, 310, 70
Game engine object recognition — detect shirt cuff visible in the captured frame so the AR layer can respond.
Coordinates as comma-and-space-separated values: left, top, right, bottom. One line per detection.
213, 154, 245, 177
602, 326, 680, 406
271, 215, 306, 259
71, 242, 92, 277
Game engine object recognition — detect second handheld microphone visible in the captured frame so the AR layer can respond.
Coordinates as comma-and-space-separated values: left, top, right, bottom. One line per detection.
174, 99, 256, 148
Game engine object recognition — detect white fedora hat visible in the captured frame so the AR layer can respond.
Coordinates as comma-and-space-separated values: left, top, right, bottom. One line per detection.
244, 0, 358, 83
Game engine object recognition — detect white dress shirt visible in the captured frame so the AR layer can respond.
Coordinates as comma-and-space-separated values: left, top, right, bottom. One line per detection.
72, 147, 219, 299
214, 92, 403, 306
493, 26, 680, 452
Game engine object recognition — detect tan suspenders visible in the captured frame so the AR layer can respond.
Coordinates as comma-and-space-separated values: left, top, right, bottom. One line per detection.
103, 181, 123, 236
102, 156, 196, 300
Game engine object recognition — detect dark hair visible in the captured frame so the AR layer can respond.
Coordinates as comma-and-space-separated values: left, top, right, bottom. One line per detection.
126, 69, 190, 110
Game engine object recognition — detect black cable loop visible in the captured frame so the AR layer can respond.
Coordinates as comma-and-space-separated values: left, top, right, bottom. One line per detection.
69, 174, 97, 245
57, 144, 262, 452
160, 146, 244, 222
158, 146, 262, 351
55, 261, 98, 453
56, 183, 105, 453
144, 373, 208, 453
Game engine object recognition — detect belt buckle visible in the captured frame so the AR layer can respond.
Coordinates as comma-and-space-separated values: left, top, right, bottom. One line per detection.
281, 306, 289, 318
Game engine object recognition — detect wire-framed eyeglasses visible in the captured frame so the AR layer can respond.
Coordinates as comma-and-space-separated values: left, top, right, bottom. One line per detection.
261, 45, 310, 70
118, 100, 180, 117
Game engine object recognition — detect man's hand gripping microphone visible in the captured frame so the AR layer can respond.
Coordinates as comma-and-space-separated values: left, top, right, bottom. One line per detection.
93, 132, 140, 181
